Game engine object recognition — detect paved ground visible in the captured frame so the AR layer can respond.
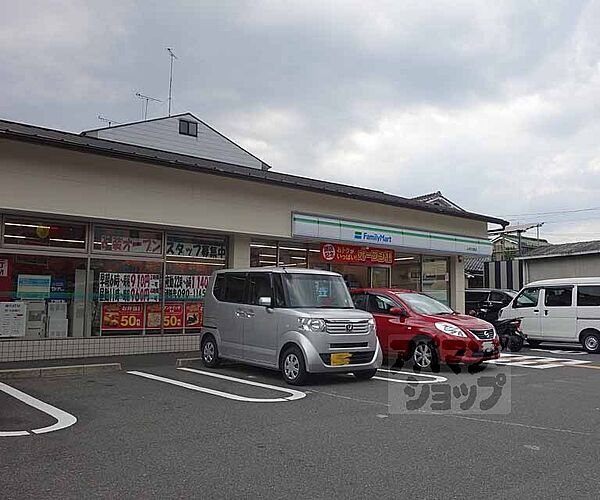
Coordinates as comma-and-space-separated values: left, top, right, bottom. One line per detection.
1, 345, 599, 499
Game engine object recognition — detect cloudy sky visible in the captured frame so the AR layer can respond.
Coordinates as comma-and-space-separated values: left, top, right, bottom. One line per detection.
2, 0, 600, 242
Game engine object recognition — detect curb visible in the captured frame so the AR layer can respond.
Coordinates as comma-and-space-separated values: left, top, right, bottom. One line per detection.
176, 357, 202, 367
0, 363, 121, 380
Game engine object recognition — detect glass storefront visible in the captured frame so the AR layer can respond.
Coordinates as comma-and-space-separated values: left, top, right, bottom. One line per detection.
392, 254, 421, 290
0, 214, 227, 339
422, 257, 450, 305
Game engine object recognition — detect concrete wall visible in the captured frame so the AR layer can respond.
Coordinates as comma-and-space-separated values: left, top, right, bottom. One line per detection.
0, 139, 488, 243
525, 254, 600, 283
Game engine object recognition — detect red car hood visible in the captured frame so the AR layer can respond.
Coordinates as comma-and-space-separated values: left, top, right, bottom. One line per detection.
424, 313, 493, 331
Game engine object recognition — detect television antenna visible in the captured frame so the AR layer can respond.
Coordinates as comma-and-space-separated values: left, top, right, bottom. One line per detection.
135, 92, 162, 120
166, 47, 178, 116
97, 115, 120, 127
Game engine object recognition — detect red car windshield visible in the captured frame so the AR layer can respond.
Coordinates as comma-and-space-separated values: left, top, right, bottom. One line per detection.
395, 293, 454, 315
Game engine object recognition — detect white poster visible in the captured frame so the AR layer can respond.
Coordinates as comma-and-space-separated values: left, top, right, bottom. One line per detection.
0, 259, 8, 277
164, 275, 210, 300
98, 273, 161, 302
0, 302, 27, 338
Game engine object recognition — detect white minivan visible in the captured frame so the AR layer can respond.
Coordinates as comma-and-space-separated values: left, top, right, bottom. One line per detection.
498, 277, 600, 353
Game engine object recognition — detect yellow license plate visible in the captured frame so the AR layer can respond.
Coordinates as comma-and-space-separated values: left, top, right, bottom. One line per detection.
330, 352, 352, 366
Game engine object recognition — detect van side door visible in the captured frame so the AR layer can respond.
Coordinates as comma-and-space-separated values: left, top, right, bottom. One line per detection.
511, 287, 542, 339
218, 273, 247, 359
541, 286, 576, 341
242, 272, 278, 366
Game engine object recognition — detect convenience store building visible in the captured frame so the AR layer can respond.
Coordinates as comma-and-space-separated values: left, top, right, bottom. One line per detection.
0, 114, 506, 362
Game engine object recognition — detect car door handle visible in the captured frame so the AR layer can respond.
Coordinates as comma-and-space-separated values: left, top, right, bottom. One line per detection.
533, 309, 539, 314
245, 311, 255, 318
544, 310, 549, 316
235, 310, 247, 317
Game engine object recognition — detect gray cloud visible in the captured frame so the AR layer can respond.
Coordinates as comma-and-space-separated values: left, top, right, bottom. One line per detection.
1, 0, 600, 242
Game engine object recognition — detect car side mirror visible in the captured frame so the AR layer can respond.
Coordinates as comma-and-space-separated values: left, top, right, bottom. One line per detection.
390, 307, 406, 317
258, 296, 272, 307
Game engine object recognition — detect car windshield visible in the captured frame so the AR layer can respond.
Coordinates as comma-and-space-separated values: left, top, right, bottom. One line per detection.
282, 273, 354, 308
395, 292, 454, 315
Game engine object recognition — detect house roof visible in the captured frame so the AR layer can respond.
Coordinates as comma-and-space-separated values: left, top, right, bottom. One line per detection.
81, 112, 271, 171
519, 240, 600, 260
411, 191, 465, 211
0, 118, 508, 226
464, 256, 489, 272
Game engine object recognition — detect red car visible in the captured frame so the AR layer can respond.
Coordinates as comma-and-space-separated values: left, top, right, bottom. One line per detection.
351, 288, 500, 370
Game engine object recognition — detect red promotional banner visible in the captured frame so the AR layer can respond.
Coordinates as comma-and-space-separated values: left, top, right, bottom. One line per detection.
185, 302, 203, 328
146, 303, 184, 330
320, 243, 394, 265
101, 303, 144, 330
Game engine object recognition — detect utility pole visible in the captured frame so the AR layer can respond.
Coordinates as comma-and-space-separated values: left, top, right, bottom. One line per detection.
167, 48, 178, 116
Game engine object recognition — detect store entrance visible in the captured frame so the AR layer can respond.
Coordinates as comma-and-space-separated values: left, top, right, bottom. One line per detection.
330, 264, 369, 289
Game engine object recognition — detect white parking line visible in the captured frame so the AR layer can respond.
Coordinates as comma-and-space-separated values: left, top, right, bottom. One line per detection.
374, 368, 447, 384
485, 353, 592, 369
530, 348, 586, 355
0, 382, 77, 437
127, 369, 306, 403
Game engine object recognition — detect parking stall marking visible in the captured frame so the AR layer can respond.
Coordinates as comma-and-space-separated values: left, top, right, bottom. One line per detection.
0, 382, 77, 437
529, 348, 586, 355
127, 369, 306, 403
485, 353, 592, 369
374, 368, 448, 384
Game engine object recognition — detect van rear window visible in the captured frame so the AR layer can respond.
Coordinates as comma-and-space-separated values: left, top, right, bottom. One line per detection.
577, 286, 600, 306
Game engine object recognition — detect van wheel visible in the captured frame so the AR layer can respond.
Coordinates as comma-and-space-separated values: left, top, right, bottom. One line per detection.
281, 346, 309, 386
201, 335, 220, 368
527, 339, 542, 347
582, 331, 600, 354
353, 369, 377, 380
412, 340, 440, 372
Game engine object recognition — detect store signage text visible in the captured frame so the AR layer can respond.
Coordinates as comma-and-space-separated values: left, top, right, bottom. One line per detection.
164, 275, 210, 300
98, 273, 161, 303
100, 234, 162, 255
320, 243, 394, 265
166, 240, 226, 260
353, 231, 393, 244
0, 302, 27, 338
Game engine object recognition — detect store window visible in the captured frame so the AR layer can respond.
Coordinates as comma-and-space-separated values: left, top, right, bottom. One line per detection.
90, 259, 163, 336
392, 254, 421, 291
331, 264, 369, 289
0, 254, 87, 338
278, 243, 308, 268
93, 226, 163, 255
164, 258, 226, 334
422, 257, 449, 305
307, 243, 328, 270
3, 216, 87, 250
371, 267, 390, 288
250, 240, 278, 267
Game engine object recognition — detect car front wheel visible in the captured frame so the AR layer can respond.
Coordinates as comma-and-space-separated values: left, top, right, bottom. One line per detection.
412, 340, 440, 372
281, 346, 309, 386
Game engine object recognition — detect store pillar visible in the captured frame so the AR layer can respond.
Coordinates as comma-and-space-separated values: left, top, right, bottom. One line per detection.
230, 234, 251, 268
449, 255, 465, 313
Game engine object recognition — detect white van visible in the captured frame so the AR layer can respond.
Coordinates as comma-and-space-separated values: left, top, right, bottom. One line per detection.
498, 277, 600, 353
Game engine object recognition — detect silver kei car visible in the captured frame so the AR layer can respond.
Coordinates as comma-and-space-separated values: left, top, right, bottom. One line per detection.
201, 268, 382, 385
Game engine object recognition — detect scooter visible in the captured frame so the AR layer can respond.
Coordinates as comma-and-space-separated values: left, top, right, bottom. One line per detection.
468, 308, 526, 352
495, 318, 527, 352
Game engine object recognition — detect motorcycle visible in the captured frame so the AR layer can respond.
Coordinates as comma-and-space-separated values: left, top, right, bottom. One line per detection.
468, 308, 527, 352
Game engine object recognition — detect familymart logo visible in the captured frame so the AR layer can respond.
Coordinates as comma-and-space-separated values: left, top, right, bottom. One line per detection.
353, 231, 393, 244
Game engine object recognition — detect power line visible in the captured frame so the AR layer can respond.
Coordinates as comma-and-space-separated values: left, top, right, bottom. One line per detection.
502, 206, 600, 218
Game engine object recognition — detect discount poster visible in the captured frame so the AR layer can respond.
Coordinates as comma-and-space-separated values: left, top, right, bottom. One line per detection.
101, 303, 144, 331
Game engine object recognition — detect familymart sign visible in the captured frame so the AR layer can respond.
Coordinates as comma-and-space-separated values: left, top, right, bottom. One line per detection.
292, 213, 492, 257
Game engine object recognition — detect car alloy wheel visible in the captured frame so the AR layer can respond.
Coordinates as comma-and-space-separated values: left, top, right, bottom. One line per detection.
203, 341, 215, 363
284, 353, 300, 381
413, 343, 433, 369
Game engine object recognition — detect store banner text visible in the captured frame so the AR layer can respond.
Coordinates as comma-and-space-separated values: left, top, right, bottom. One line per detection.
320, 243, 394, 265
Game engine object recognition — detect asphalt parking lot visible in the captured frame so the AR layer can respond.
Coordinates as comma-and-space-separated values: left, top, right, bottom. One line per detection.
1, 345, 599, 500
